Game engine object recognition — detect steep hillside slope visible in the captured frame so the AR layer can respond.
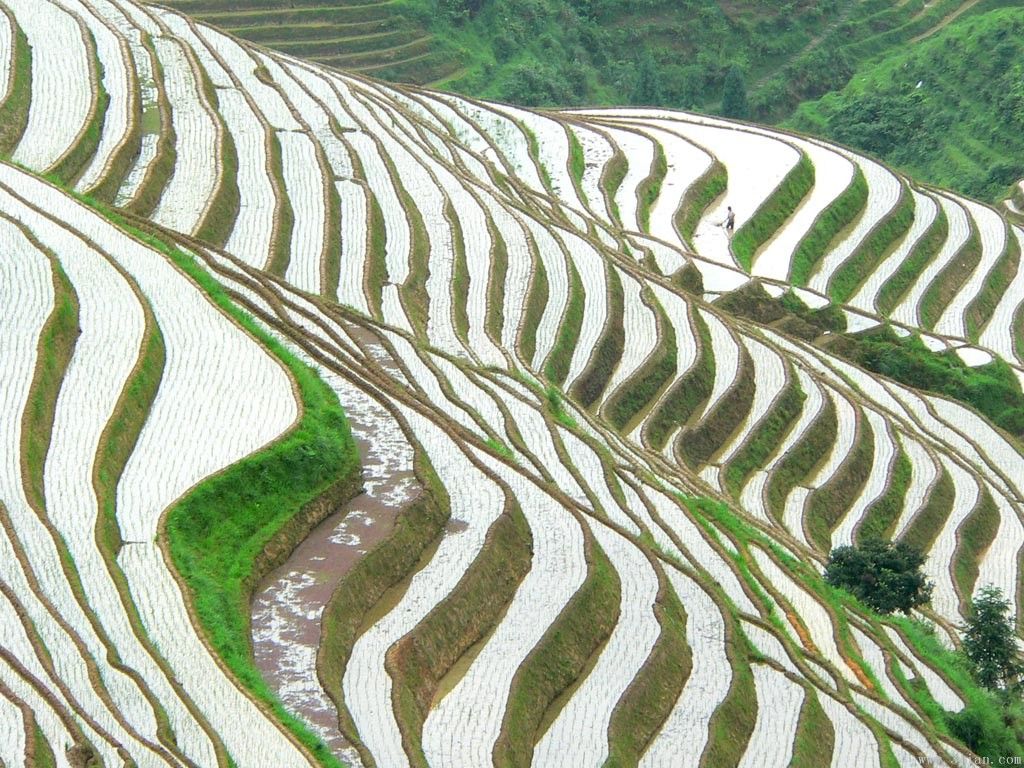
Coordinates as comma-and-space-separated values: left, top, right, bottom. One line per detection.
0, 0, 1023, 767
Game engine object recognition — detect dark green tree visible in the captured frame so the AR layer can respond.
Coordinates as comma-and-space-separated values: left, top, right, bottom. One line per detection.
633, 51, 663, 106
721, 65, 749, 119
963, 585, 1022, 691
824, 538, 932, 614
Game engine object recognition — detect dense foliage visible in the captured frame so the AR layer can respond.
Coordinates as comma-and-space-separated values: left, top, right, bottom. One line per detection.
964, 586, 1023, 692
824, 539, 932, 614
828, 326, 1024, 440
790, 7, 1024, 201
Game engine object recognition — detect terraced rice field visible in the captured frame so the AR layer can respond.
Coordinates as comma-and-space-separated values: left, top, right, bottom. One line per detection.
0, 0, 1023, 766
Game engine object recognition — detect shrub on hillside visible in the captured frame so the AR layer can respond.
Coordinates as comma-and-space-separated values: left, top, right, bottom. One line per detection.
824, 538, 932, 614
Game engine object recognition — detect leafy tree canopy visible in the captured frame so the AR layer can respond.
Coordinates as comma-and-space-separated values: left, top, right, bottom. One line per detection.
824, 538, 932, 614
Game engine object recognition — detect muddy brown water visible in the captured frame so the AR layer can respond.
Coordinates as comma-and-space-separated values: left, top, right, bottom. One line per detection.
251, 327, 418, 764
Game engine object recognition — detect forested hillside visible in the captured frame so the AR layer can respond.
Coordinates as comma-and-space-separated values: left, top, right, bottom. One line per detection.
160, 0, 1024, 202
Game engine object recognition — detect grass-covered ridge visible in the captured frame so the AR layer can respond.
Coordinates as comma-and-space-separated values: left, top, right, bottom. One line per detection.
87, 207, 363, 767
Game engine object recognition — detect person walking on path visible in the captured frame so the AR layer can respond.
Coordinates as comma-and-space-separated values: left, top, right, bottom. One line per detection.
724, 205, 736, 236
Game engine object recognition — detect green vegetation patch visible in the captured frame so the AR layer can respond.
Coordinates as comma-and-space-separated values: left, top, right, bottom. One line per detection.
127, 38, 176, 219
806, 414, 875, 551
920, 226, 982, 329
602, 147, 628, 226
675, 160, 727, 247
789, 688, 835, 768
519, 246, 549, 366
50, 58, 110, 187
147, 243, 361, 767
365, 191, 388, 320
876, 201, 949, 316
953, 489, 1000, 613
21, 259, 80, 512
543, 257, 585, 385
701, 633, 756, 767
966, 223, 1020, 340
570, 264, 625, 407
493, 539, 620, 768
400, 180, 432, 336
267, 132, 296, 277
733, 150, 814, 273
789, 167, 868, 286
766, 393, 837, 519
645, 310, 713, 451
568, 126, 585, 191
723, 372, 805, 496
486, 219, 509, 344
826, 325, 1024, 440
604, 288, 676, 431
788, 7, 1024, 203
605, 581, 691, 765
447, 200, 471, 343
637, 142, 667, 232
388, 501, 532, 762
679, 348, 755, 469
828, 184, 915, 303
0, 17, 31, 156
856, 448, 911, 544
899, 466, 954, 554
195, 102, 241, 248
320, 452, 449, 765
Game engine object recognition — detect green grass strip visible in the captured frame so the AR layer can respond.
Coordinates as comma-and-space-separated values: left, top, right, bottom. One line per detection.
21, 260, 80, 512
568, 127, 584, 191
195, 83, 241, 248
604, 288, 676, 431
965, 222, 1020, 340
899, 466, 954, 553
387, 502, 532, 763
519, 246, 549, 366
0, 17, 31, 156
127, 38, 176, 219
602, 148, 628, 225
320, 453, 449, 766
680, 352, 756, 470
732, 151, 814, 273
806, 415, 875, 551
876, 201, 949, 315
856, 447, 911, 543
646, 311, 714, 451
543, 258, 585, 385
32, 725, 57, 768
788, 688, 835, 768
637, 142, 667, 232
399, 180, 431, 335
493, 539, 620, 768
79, 213, 362, 766
675, 160, 727, 247
920, 226, 982, 329
953, 488, 1000, 612
50, 59, 110, 186
322, 178, 342, 301
486, 218, 509, 345
766, 395, 838, 519
605, 580, 691, 766
828, 184, 915, 303
267, 132, 296, 277
571, 265, 625, 407
723, 373, 806, 496
365, 191, 388, 319
447, 199, 470, 343
789, 166, 868, 286
700, 634, 756, 767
